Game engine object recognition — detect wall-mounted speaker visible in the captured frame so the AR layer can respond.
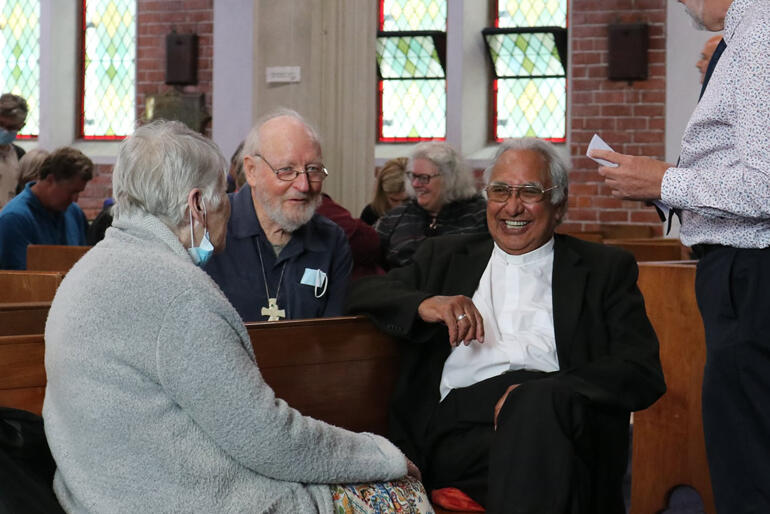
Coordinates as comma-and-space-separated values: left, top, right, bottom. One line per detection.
166, 33, 198, 86
607, 23, 648, 82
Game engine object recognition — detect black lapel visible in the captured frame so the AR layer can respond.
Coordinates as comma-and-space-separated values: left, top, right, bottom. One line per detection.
445, 236, 494, 297
552, 235, 588, 367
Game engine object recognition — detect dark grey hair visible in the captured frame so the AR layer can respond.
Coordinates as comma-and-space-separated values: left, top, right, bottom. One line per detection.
407, 141, 477, 204
0, 93, 28, 126
483, 138, 569, 205
242, 108, 321, 158
112, 120, 228, 228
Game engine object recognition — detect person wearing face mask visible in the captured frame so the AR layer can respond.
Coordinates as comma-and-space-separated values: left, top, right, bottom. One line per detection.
0, 147, 92, 269
375, 142, 488, 270
0, 93, 29, 209
43, 120, 425, 513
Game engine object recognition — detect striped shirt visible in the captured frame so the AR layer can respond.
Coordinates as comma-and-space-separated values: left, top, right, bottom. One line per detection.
375, 195, 488, 269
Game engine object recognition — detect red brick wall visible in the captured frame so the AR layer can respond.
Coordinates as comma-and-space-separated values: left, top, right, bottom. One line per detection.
79, 0, 214, 219
564, 0, 666, 236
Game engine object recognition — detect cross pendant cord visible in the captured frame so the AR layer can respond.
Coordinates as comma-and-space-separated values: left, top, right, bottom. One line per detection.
255, 239, 287, 321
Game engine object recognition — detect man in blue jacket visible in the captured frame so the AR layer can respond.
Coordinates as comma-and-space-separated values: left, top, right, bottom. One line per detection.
0, 147, 93, 269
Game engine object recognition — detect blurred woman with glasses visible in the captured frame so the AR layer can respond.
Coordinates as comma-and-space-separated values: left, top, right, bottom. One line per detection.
375, 142, 487, 269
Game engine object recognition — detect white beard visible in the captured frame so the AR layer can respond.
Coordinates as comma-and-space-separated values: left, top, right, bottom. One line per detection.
257, 188, 320, 233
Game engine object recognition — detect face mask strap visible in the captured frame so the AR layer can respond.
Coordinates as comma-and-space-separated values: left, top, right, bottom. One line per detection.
314, 271, 328, 298
189, 196, 208, 248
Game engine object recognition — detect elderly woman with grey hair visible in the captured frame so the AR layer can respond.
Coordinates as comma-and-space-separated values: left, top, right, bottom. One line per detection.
375, 141, 487, 269
42, 120, 426, 513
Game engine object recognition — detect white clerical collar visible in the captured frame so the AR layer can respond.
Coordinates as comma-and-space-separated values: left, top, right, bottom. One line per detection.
492, 237, 555, 266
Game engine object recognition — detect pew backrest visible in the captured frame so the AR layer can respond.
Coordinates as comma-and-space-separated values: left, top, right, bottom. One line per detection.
0, 270, 65, 302
0, 301, 51, 336
246, 316, 400, 436
26, 245, 91, 273
0, 315, 400, 437
603, 237, 686, 262
0, 333, 46, 414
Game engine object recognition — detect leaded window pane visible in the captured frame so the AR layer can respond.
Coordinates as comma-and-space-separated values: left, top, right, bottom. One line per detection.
496, 77, 565, 140
83, 0, 135, 138
486, 32, 564, 77
381, 79, 445, 141
377, 35, 445, 79
498, 0, 567, 28
381, 0, 445, 31
0, 0, 40, 137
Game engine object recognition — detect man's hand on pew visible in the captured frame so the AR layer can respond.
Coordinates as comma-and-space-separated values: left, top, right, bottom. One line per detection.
493, 384, 520, 431
406, 458, 422, 482
417, 295, 485, 347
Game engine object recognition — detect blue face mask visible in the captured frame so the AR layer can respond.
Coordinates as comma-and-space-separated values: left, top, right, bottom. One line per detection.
187, 199, 214, 267
0, 128, 17, 145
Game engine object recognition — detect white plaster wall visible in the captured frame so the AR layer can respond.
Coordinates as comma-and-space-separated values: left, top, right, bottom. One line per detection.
212, 0, 255, 161
665, 3, 721, 163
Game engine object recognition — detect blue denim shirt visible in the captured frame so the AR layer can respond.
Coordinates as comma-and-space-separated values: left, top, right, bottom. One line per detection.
205, 187, 352, 322
0, 182, 88, 269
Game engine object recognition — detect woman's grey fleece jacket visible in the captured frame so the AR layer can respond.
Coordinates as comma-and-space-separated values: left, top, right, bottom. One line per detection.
42, 212, 407, 513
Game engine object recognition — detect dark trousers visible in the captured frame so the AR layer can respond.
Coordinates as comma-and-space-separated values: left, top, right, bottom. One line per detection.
695, 247, 770, 513
425, 371, 628, 514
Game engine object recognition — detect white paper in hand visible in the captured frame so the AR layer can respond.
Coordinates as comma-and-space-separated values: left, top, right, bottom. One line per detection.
587, 134, 618, 168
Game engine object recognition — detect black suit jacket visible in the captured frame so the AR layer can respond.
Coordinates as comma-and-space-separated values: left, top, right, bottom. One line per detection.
347, 233, 666, 467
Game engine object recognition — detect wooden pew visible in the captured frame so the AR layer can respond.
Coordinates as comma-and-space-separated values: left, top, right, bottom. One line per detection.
631, 262, 715, 513
0, 270, 65, 302
26, 244, 91, 273
0, 316, 399, 432
604, 237, 687, 262
0, 301, 51, 336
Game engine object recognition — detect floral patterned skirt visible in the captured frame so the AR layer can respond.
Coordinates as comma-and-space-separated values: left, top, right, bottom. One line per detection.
330, 476, 434, 513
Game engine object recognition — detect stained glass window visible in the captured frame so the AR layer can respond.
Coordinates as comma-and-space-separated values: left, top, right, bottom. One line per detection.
82, 0, 136, 139
378, 0, 447, 142
0, 1, 40, 137
488, 0, 568, 142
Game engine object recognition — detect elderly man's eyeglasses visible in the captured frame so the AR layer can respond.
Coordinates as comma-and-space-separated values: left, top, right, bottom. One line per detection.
406, 171, 441, 185
485, 183, 557, 204
255, 154, 328, 182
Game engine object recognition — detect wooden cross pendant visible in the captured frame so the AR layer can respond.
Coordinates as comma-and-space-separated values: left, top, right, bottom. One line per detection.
261, 297, 286, 321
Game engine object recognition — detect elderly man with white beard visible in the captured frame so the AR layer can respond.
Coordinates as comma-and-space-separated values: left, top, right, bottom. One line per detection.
205, 110, 351, 322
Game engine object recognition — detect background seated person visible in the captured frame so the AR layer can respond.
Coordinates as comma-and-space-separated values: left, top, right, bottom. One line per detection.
205, 109, 352, 322
360, 156, 408, 226
375, 141, 487, 269
317, 193, 383, 279
15, 148, 49, 194
0, 93, 28, 209
43, 120, 426, 513
348, 137, 666, 513
0, 147, 92, 269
